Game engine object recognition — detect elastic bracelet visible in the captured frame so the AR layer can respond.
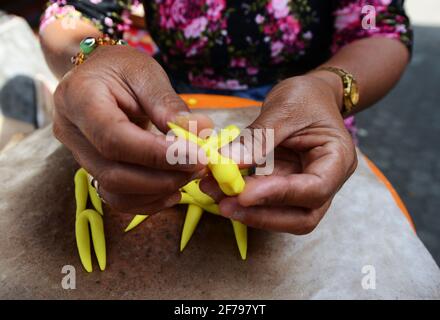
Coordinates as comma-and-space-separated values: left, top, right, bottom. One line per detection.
71, 36, 127, 66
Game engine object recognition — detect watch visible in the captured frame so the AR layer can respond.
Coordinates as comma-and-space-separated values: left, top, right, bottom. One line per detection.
317, 67, 359, 116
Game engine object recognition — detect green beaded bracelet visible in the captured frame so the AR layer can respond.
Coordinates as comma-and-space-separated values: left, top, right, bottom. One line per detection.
71, 36, 127, 66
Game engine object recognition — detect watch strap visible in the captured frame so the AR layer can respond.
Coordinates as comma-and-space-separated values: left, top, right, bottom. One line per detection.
317, 66, 357, 116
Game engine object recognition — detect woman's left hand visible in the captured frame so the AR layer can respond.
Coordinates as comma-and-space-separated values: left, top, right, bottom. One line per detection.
200, 75, 358, 234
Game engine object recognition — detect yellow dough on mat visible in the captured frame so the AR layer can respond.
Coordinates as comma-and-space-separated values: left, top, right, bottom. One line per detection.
73, 168, 106, 272
124, 123, 249, 259
76, 123, 250, 273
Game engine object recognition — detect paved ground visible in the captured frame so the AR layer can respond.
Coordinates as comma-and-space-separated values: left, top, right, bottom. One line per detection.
356, 24, 440, 264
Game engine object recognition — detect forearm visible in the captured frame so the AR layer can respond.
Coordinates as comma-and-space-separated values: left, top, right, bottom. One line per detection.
309, 37, 410, 116
40, 19, 102, 79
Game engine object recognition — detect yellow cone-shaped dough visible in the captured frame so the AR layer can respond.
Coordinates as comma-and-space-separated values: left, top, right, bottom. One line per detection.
213, 124, 241, 148
124, 215, 149, 232
179, 192, 220, 215
167, 122, 205, 147
180, 205, 204, 252
179, 192, 198, 205
209, 156, 245, 196
182, 180, 215, 205
168, 122, 245, 196
201, 203, 220, 215
74, 168, 89, 218
76, 209, 106, 272
87, 175, 103, 215
231, 220, 247, 260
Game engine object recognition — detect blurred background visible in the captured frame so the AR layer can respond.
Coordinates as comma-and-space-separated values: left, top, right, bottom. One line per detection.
356, 0, 440, 264
0, 0, 439, 263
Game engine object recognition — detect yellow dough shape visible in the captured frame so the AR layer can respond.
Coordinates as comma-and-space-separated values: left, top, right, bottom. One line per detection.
180, 204, 204, 252
178, 180, 248, 260
168, 122, 245, 196
124, 215, 149, 232
74, 168, 106, 272
124, 124, 249, 259
171, 123, 248, 259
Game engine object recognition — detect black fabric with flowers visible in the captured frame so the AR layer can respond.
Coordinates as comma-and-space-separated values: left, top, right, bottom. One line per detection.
42, 0, 413, 90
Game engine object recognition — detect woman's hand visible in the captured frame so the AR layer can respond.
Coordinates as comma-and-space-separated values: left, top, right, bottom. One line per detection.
53, 45, 212, 214
201, 75, 358, 234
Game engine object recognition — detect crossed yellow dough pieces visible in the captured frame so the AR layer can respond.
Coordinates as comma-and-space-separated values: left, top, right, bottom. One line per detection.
73, 123, 248, 272
74, 168, 106, 273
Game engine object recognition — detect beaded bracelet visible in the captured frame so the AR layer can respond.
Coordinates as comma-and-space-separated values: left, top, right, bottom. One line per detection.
71, 36, 127, 66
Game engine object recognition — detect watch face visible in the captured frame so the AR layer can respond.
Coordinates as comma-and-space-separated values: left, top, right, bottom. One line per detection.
350, 80, 360, 105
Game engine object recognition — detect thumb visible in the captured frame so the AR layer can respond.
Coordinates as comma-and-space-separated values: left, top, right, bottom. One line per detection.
122, 51, 213, 133
135, 79, 213, 134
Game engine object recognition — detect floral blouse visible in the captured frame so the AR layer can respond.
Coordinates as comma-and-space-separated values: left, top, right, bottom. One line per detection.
41, 0, 412, 91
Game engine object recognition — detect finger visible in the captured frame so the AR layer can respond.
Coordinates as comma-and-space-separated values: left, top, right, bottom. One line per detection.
218, 115, 291, 167
219, 86, 316, 167
219, 197, 331, 235
174, 112, 215, 136
199, 175, 226, 203
119, 49, 214, 133
99, 190, 181, 215
53, 115, 201, 194
283, 130, 358, 176
198, 158, 300, 204
58, 82, 204, 171
237, 149, 344, 209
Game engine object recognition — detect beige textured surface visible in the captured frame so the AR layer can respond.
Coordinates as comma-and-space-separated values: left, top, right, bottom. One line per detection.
0, 107, 439, 299
0, 16, 57, 149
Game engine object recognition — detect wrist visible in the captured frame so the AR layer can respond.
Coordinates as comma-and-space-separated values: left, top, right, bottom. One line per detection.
306, 70, 344, 112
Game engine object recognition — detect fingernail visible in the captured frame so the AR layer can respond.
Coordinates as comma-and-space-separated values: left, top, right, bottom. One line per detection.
176, 111, 190, 118
174, 111, 194, 128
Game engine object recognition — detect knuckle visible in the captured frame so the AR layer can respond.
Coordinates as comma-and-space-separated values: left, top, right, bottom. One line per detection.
52, 121, 64, 142
296, 214, 319, 235
312, 184, 331, 208
95, 127, 119, 161
349, 150, 358, 175
143, 135, 166, 168
96, 167, 119, 192
148, 149, 162, 169
54, 72, 76, 109
158, 91, 182, 107
53, 84, 64, 109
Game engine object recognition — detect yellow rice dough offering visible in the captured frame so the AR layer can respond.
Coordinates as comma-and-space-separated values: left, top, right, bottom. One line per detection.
73, 123, 249, 272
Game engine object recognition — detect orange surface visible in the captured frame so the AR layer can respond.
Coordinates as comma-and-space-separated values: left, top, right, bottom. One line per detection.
180, 94, 415, 232
180, 94, 262, 109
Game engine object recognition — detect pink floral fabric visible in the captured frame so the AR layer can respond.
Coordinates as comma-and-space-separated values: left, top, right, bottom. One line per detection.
40, 0, 134, 36
40, 0, 412, 91
332, 0, 412, 53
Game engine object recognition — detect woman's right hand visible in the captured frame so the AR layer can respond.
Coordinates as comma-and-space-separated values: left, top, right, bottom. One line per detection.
53, 45, 212, 214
